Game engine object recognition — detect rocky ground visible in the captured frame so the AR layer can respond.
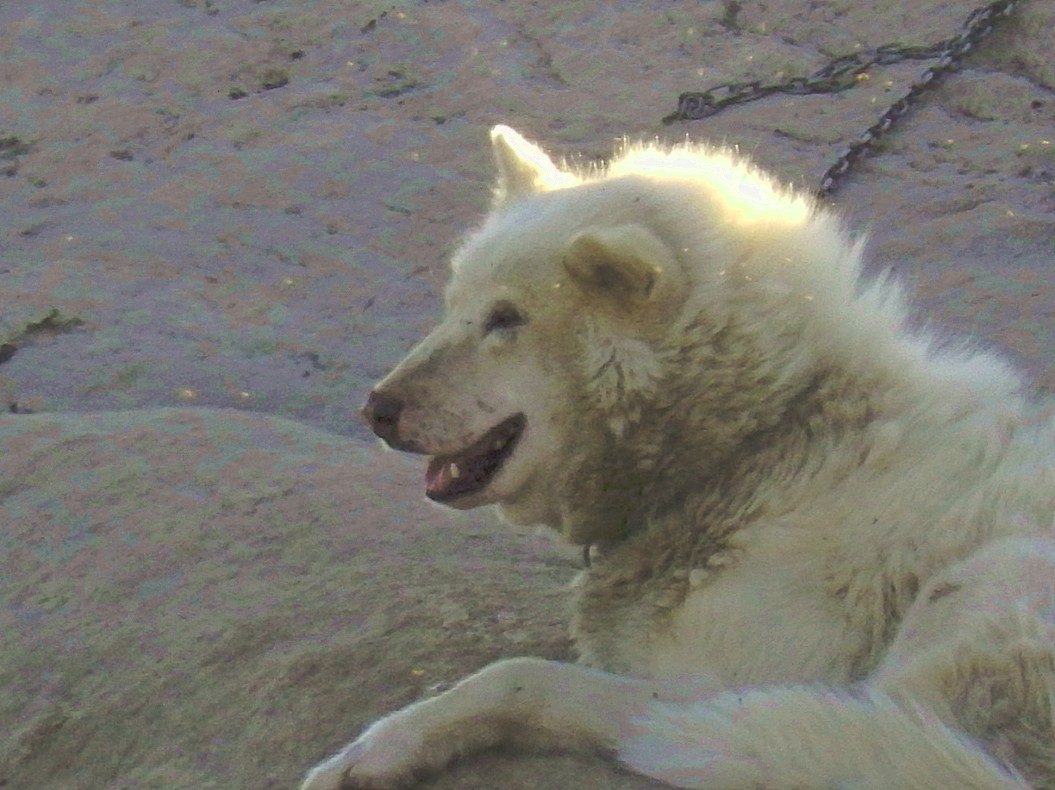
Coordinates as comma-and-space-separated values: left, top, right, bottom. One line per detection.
1, 1, 1052, 788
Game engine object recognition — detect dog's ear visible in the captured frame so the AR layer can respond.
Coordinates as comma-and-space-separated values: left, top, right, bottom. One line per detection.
564, 225, 684, 309
490, 125, 574, 204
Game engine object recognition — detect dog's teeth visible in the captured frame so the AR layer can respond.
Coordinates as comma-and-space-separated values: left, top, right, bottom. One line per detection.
450, 463, 461, 479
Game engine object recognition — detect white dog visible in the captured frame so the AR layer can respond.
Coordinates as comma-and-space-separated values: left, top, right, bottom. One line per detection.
301, 125, 1055, 789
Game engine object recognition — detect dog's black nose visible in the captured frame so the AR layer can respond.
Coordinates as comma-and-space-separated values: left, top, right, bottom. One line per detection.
361, 389, 404, 445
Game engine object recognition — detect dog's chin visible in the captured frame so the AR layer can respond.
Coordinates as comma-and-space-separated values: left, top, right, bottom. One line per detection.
494, 497, 546, 526
419, 415, 564, 527
423, 414, 526, 507
431, 484, 502, 511
436, 461, 548, 521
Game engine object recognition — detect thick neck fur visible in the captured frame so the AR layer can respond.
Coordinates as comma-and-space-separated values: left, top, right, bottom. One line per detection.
561, 263, 1050, 674
557, 304, 883, 553
563, 320, 891, 672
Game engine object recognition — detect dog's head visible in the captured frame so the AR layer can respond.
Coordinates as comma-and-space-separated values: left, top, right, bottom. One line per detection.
362, 126, 692, 529
361, 125, 866, 542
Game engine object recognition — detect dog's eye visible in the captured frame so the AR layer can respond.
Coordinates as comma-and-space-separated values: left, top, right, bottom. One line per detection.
484, 302, 526, 335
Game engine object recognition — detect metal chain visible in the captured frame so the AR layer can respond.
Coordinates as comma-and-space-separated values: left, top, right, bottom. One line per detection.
662, 0, 1018, 198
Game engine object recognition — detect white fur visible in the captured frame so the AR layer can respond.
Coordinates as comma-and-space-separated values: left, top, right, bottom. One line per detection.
301, 126, 1055, 789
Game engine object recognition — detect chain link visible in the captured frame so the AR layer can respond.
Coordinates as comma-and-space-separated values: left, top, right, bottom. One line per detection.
662, 0, 1018, 198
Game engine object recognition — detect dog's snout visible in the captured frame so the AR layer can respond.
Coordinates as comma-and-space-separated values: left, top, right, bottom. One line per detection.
362, 389, 404, 444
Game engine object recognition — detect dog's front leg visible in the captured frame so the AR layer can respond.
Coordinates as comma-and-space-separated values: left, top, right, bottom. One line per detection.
299, 656, 718, 790
615, 684, 1030, 790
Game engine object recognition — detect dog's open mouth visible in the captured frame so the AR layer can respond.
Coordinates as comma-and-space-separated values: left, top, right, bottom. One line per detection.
425, 414, 525, 502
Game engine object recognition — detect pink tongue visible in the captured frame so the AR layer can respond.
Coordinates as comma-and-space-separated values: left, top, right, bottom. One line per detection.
426, 458, 453, 494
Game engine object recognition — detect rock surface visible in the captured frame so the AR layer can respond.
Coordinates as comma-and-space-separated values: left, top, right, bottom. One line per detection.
1, 1, 1052, 788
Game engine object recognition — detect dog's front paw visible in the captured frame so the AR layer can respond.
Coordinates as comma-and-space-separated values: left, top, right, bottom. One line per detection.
299, 709, 437, 790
